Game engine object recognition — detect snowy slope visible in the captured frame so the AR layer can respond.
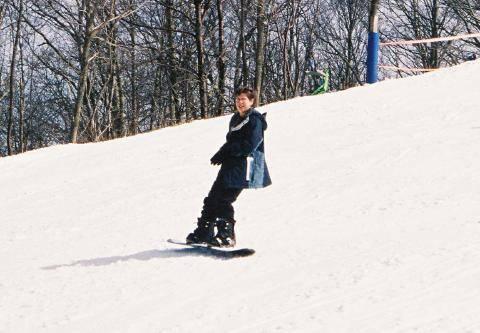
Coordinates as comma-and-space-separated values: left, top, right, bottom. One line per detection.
1, 61, 480, 333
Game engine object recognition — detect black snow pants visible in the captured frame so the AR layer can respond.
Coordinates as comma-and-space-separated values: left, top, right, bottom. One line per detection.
200, 178, 243, 222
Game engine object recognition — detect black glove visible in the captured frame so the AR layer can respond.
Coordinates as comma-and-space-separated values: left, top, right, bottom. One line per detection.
210, 150, 225, 165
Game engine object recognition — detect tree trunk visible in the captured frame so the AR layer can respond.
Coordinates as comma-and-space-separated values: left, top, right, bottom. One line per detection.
346, 6, 355, 88
129, 25, 138, 135
254, 0, 266, 105
194, 0, 208, 118
369, 0, 380, 32
71, 1, 94, 143
113, 55, 126, 138
7, 0, 23, 155
109, 4, 126, 139
291, 5, 301, 96
216, 0, 226, 116
184, 46, 194, 121
282, 27, 288, 100
240, 0, 249, 87
430, 0, 440, 68
19, 33, 26, 153
165, 0, 179, 124
0, 4, 5, 27
150, 62, 162, 130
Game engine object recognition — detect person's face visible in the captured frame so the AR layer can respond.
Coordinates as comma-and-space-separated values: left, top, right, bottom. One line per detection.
235, 93, 254, 115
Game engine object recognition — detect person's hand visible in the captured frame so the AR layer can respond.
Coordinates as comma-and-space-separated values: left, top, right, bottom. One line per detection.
210, 151, 224, 165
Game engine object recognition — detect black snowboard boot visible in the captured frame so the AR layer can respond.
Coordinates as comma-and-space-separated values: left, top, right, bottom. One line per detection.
186, 218, 215, 244
209, 218, 236, 248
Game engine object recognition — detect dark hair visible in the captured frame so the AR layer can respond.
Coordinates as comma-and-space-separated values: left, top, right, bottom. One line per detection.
235, 87, 257, 107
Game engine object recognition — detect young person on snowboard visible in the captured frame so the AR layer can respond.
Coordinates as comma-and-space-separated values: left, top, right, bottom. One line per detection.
186, 88, 272, 247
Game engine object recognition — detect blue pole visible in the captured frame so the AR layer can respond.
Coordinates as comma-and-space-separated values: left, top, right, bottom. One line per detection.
366, 32, 379, 84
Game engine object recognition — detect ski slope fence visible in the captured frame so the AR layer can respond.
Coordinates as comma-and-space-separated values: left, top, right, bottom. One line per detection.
378, 32, 480, 73
367, 32, 480, 77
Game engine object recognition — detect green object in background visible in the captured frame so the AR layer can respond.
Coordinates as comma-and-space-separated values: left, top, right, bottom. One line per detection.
307, 69, 330, 95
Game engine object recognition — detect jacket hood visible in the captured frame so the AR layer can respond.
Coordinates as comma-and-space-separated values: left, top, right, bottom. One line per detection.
250, 109, 268, 131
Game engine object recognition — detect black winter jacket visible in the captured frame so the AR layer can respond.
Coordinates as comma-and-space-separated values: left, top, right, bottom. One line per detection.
213, 108, 272, 189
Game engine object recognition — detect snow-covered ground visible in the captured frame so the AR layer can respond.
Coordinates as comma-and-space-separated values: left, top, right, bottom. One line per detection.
2, 61, 480, 332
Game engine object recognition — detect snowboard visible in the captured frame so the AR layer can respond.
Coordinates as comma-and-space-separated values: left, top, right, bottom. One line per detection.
167, 239, 255, 258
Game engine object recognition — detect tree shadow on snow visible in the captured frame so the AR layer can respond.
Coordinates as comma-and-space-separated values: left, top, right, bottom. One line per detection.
41, 247, 247, 270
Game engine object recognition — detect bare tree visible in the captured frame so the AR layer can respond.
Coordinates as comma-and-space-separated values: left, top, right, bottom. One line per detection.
165, 0, 180, 124
255, 0, 267, 105
194, 0, 209, 119
380, 0, 462, 73
7, 0, 23, 155
2, 0, 478, 157
307, 0, 368, 89
447, 0, 480, 50
216, 0, 226, 116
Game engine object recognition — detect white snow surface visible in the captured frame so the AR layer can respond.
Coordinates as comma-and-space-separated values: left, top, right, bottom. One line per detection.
2, 61, 480, 333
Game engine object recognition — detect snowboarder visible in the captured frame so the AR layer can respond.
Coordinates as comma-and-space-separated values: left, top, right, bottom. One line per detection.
307, 69, 330, 95
186, 87, 272, 247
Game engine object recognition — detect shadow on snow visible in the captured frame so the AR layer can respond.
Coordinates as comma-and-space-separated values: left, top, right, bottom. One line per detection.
42, 247, 252, 270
